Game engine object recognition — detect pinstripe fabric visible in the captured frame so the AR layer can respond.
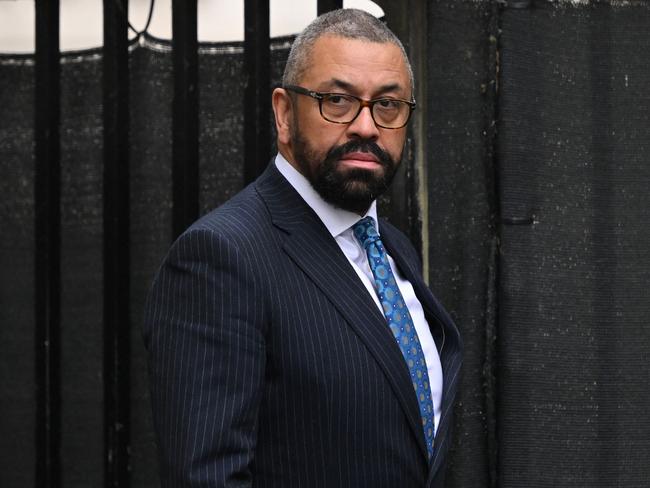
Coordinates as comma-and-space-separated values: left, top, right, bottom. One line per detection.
143, 162, 462, 487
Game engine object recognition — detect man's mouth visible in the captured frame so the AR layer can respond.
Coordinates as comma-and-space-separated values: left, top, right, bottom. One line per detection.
339, 151, 382, 170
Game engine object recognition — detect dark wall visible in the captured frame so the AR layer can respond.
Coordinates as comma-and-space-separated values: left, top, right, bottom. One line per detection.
496, 3, 650, 487
423, 1, 650, 487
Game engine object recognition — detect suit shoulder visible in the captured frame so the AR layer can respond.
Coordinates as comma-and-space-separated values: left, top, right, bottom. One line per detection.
188, 183, 272, 240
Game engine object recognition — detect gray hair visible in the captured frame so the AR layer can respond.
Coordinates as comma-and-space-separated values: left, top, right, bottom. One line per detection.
282, 8, 414, 94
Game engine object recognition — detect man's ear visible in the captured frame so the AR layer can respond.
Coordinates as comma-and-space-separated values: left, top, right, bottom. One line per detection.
272, 87, 293, 146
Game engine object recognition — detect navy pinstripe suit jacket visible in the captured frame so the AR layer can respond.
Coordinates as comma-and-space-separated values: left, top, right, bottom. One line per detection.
144, 162, 462, 487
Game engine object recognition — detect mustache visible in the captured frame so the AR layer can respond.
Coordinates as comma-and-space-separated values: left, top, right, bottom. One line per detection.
325, 140, 394, 167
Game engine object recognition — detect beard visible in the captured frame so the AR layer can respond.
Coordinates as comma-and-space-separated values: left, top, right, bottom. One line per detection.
291, 128, 401, 215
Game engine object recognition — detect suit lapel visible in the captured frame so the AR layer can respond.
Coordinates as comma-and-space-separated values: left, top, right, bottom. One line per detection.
381, 225, 463, 480
255, 164, 429, 461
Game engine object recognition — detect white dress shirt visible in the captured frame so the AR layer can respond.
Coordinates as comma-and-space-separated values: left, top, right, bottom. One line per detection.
275, 153, 443, 433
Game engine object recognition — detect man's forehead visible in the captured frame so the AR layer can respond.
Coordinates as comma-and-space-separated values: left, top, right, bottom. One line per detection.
300, 35, 410, 90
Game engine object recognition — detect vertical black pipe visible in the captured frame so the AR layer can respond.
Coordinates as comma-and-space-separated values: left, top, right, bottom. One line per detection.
172, 0, 199, 238
103, 1, 131, 486
34, 1, 61, 486
243, 0, 270, 184
317, 0, 343, 16
373, 0, 423, 245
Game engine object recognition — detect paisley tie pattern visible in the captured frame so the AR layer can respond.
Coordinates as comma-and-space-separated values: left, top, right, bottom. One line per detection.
353, 216, 435, 458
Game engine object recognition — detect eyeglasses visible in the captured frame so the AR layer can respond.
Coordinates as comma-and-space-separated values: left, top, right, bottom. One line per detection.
283, 84, 415, 130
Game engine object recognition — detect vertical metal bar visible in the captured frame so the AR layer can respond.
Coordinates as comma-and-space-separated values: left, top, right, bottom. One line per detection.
103, 1, 131, 486
172, 0, 199, 239
34, 1, 61, 486
243, 0, 270, 184
317, 0, 343, 16
370, 0, 423, 246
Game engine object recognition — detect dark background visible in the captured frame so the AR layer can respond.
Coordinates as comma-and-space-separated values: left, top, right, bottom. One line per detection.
1, 1, 649, 486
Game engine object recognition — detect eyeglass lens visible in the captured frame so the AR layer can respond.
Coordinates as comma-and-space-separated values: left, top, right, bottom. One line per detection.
321, 94, 410, 128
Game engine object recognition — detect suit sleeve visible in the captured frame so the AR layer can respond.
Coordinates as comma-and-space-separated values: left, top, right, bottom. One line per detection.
143, 227, 266, 487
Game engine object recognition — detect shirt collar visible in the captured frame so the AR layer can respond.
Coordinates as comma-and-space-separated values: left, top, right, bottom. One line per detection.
274, 153, 379, 237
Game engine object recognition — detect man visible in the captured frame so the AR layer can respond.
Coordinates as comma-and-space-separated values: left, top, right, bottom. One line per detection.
144, 8, 462, 487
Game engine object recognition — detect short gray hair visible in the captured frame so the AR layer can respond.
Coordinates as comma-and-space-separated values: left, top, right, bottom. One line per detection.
282, 8, 414, 94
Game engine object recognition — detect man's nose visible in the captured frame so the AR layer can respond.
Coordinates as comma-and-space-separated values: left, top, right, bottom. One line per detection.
346, 106, 380, 140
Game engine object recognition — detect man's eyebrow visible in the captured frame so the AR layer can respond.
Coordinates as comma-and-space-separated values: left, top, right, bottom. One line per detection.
375, 83, 402, 95
321, 78, 354, 91
321, 78, 404, 95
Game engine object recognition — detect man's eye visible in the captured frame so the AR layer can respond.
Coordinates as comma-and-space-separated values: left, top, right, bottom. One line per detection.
328, 95, 349, 105
377, 99, 399, 109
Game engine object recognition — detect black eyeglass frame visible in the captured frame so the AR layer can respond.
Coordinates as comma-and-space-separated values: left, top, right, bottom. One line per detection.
283, 84, 416, 130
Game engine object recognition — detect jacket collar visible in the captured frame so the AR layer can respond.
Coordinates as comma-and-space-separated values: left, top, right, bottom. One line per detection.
381, 226, 463, 477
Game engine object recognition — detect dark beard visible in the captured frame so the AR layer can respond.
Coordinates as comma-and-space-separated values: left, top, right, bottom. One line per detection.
292, 133, 400, 215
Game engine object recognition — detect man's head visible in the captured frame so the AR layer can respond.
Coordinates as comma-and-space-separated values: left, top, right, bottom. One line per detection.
272, 9, 414, 215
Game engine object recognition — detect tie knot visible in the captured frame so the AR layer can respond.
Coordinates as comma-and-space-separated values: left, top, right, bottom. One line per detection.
352, 217, 380, 248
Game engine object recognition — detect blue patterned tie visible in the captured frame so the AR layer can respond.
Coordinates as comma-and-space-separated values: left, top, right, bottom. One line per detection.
353, 217, 435, 458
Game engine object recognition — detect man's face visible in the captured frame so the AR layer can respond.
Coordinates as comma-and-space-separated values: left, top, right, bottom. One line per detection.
274, 35, 412, 215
